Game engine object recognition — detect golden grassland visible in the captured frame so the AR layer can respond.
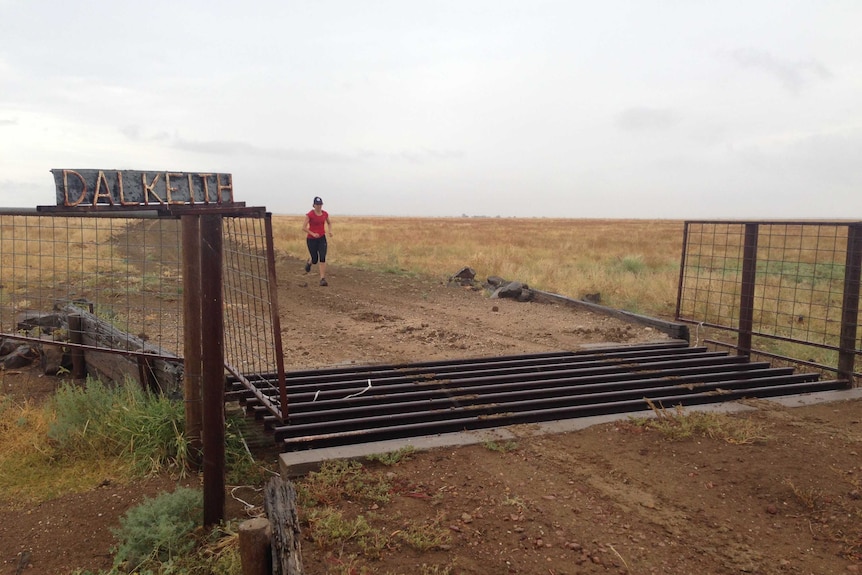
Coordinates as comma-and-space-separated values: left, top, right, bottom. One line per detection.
2, 214, 852, 357
272, 217, 686, 317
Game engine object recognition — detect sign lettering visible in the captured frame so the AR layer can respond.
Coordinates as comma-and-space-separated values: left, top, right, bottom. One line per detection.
51, 169, 235, 208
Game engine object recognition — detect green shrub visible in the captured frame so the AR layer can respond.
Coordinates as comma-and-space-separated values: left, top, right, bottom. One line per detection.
48, 378, 188, 474
112, 487, 203, 570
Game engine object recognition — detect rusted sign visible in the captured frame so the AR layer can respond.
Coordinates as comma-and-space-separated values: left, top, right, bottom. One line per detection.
51, 169, 235, 208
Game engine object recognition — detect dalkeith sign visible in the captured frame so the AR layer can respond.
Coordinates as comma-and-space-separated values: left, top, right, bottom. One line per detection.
51, 169, 235, 208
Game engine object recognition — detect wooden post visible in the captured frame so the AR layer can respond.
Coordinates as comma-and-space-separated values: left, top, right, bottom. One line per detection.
68, 313, 86, 380
182, 215, 204, 466
239, 517, 273, 575
201, 214, 225, 526
264, 476, 304, 575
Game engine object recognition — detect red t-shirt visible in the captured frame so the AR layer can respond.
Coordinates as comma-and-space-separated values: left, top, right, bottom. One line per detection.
306, 209, 329, 238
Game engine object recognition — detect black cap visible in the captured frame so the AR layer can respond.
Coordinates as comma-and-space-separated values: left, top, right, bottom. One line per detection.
313, 196, 323, 205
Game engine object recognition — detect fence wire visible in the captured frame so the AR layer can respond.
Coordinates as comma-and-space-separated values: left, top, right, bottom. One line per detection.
222, 215, 286, 414
676, 221, 862, 379
0, 211, 183, 355
0, 209, 284, 405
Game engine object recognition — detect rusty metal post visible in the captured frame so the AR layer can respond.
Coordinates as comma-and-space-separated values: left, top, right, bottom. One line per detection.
674, 222, 690, 323
264, 213, 289, 420
737, 223, 759, 357
182, 215, 204, 467
200, 214, 225, 526
838, 223, 862, 385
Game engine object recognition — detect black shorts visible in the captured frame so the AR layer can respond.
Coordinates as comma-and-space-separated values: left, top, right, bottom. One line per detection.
306, 236, 327, 264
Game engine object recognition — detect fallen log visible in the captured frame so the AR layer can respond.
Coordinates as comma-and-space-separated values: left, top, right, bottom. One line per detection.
61, 304, 183, 395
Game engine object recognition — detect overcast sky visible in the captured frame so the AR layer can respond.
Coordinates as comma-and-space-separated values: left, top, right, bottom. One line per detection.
1, 1, 860, 218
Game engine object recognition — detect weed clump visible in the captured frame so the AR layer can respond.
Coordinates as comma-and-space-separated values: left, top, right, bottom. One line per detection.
48, 378, 189, 475
111, 487, 203, 570
629, 400, 770, 444
298, 459, 393, 507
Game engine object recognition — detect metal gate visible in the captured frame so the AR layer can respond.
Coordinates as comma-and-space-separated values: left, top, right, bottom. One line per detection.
676, 221, 862, 385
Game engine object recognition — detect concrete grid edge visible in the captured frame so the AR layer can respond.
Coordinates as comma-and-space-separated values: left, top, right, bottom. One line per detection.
278, 387, 862, 478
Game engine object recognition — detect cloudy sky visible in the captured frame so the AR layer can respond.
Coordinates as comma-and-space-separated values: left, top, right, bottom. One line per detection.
1, 1, 860, 218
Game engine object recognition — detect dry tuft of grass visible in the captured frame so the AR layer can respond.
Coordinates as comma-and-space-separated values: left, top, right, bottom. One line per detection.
0, 394, 129, 506
628, 399, 771, 444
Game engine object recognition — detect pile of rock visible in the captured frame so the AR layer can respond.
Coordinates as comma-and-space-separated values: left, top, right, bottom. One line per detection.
447, 267, 534, 302
1, 310, 72, 373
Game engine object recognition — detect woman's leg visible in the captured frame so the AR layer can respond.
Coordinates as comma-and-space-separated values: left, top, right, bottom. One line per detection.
306, 238, 318, 271
318, 239, 328, 283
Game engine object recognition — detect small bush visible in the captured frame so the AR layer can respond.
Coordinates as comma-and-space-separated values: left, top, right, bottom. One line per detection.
616, 255, 647, 275
112, 487, 203, 570
48, 378, 188, 474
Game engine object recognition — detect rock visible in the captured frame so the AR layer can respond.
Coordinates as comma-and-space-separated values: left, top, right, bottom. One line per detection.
0, 338, 19, 356
582, 292, 601, 304
449, 267, 477, 287
452, 267, 476, 280
15, 311, 64, 333
3, 345, 38, 369
41, 345, 69, 375
491, 281, 531, 301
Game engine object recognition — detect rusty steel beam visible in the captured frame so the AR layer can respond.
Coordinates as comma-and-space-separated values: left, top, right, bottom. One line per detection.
200, 214, 225, 526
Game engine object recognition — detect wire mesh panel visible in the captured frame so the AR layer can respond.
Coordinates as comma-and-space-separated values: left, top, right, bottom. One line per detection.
222, 214, 286, 416
0, 209, 286, 409
677, 221, 862, 380
0, 211, 184, 354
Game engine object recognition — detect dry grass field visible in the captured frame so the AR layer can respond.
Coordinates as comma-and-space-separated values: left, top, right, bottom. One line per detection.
272, 217, 685, 318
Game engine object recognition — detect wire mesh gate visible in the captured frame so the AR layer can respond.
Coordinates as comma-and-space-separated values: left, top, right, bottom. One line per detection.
0, 207, 288, 418
676, 221, 862, 385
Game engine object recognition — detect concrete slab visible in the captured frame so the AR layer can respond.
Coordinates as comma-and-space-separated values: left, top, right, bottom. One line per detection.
278, 387, 862, 478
